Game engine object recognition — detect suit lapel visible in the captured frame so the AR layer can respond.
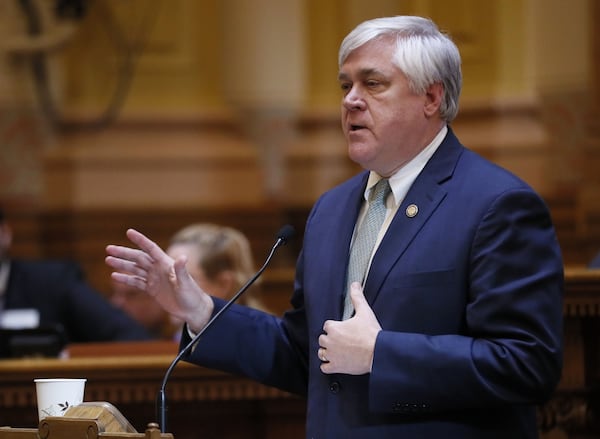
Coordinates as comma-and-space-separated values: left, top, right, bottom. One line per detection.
363, 129, 464, 305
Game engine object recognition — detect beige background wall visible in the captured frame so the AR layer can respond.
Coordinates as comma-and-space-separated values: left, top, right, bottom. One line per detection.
0, 5, 597, 437
0, 0, 598, 263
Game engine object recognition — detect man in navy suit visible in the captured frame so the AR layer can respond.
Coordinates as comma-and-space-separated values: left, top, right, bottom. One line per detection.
0, 209, 151, 345
106, 16, 563, 438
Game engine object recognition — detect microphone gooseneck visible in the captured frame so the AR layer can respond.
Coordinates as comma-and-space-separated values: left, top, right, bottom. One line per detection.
157, 225, 295, 432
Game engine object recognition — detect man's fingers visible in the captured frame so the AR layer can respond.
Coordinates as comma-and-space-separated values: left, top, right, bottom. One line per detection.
105, 255, 147, 278
111, 271, 146, 291
126, 228, 165, 261
172, 255, 192, 285
106, 244, 152, 265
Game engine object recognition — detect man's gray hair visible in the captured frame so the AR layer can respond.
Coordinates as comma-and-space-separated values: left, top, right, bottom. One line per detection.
339, 16, 462, 122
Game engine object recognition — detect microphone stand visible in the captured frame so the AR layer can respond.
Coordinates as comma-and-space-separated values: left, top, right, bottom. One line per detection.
156, 225, 294, 433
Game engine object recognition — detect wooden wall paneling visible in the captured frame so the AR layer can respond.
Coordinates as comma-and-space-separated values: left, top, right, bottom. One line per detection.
34, 206, 295, 300
8, 200, 599, 315
42, 124, 264, 210
59, 0, 228, 118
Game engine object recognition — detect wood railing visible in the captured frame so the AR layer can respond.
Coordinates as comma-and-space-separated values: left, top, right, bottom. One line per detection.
0, 342, 305, 439
1, 268, 599, 438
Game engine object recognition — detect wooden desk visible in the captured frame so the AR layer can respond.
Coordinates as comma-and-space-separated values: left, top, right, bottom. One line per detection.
563, 267, 600, 316
539, 267, 600, 438
1, 268, 599, 438
0, 344, 306, 439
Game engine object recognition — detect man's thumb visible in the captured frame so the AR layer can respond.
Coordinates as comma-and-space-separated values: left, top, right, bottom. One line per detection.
350, 281, 367, 312
173, 255, 190, 283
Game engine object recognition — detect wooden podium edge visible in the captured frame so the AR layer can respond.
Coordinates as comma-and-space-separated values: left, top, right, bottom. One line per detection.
0, 423, 173, 439
0, 401, 174, 439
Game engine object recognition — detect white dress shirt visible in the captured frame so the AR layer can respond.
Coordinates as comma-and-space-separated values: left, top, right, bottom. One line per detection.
353, 125, 448, 279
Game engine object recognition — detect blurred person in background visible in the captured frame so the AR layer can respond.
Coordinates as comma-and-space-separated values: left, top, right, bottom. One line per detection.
110, 223, 272, 341
166, 223, 271, 313
0, 207, 151, 345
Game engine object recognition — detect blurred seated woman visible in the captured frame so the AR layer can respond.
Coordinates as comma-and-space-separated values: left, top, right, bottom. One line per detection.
111, 223, 271, 340
166, 223, 271, 313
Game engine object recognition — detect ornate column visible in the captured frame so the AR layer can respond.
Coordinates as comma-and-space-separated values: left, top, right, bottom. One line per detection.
220, 0, 306, 200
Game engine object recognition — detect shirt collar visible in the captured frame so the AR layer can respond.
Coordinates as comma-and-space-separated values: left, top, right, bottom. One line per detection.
365, 125, 448, 205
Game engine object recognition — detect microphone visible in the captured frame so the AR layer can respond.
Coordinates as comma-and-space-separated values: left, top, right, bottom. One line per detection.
156, 224, 295, 432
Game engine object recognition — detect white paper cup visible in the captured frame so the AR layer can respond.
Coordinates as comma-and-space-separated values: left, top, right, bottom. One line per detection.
34, 378, 86, 421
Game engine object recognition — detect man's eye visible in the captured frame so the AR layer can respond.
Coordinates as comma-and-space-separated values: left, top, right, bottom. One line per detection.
366, 80, 380, 88
340, 83, 351, 92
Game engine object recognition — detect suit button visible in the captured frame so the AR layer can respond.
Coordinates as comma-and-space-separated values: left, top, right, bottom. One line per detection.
392, 402, 411, 413
329, 381, 340, 393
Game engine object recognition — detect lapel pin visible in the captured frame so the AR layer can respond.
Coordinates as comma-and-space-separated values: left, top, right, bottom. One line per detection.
405, 204, 418, 218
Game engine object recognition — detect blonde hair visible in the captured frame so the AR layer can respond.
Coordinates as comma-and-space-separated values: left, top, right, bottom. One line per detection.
169, 223, 268, 309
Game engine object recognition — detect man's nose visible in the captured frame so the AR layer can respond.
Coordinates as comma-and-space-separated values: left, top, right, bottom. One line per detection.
342, 87, 366, 111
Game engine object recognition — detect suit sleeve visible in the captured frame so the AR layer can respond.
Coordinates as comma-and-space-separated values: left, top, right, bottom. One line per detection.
179, 293, 309, 397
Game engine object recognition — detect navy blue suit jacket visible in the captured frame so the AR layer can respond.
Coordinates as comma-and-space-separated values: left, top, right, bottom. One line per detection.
182, 128, 563, 438
3, 259, 151, 343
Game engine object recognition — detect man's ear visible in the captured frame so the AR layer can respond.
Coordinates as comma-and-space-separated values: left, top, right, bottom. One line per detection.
424, 82, 444, 118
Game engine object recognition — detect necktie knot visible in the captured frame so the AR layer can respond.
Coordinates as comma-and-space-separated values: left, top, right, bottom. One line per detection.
369, 178, 391, 207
